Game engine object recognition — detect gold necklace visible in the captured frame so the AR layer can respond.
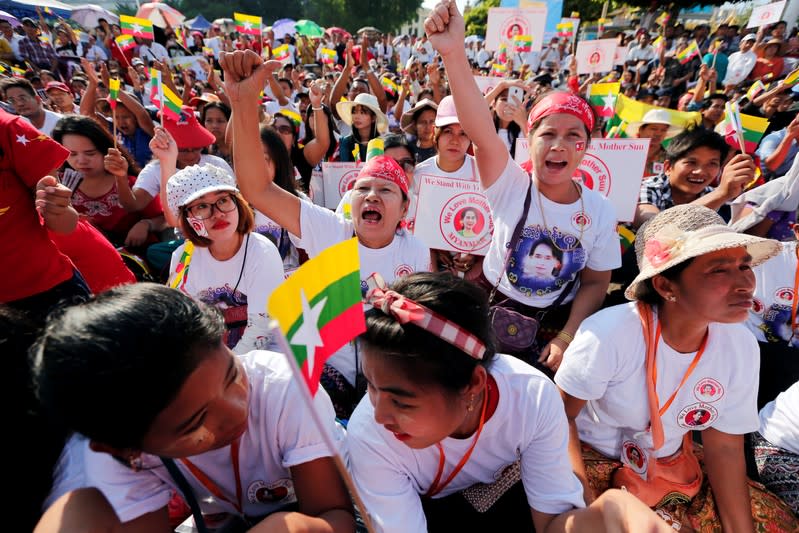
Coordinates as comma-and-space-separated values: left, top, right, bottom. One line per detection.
536, 180, 585, 253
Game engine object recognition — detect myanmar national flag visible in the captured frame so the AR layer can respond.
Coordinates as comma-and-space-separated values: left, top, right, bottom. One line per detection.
784, 68, 799, 87
556, 21, 574, 37
366, 138, 384, 161
268, 238, 365, 396
115, 34, 136, 51
618, 224, 635, 255
719, 107, 769, 154
496, 42, 508, 64
587, 82, 620, 118
605, 93, 701, 138
320, 48, 336, 64
512, 34, 533, 53
120, 15, 154, 40
676, 40, 699, 65
174, 27, 187, 49
108, 78, 120, 110
381, 76, 399, 95
234, 12, 261, 36
655, 12, 670, 27
161, 82, 183, 121
272, 44, 290, 62
149, 68, 161, 107
491, 62, 507, 77
745, 80, 765, 101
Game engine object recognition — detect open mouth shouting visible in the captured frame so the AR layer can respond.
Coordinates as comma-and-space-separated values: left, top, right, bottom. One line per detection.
545, 159, 569, 171
360, 206, 383, 225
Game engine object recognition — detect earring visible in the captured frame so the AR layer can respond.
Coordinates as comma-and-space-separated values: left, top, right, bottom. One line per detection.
467, 394, 475, 412
667, 295, 677, 302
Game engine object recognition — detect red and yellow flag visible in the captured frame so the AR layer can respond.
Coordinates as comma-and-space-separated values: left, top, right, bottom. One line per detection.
268, 238, 365, 396
108, 78, 120, 110
234, 12, 261, 36
120, 15, 154, 40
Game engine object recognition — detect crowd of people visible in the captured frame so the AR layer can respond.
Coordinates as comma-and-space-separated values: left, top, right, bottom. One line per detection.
2, 0, 799, 531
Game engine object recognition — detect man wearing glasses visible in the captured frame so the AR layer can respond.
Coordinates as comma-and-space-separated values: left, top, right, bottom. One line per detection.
1, 77, 62, 137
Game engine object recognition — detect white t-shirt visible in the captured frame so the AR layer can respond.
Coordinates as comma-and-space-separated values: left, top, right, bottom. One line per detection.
169, 233, 284, 354
348, 354, 584, 533
412, 154, 479, 237
134, 156, 234, 199
23, 109, 62, 137
295, 202, 430, 383
747, 241, 798, 346
556, 302, 761, 458
396, 44, 411, 67
482, 158, 621, 307
81, 351, 344, 523
758, 381, 799, 455
138, 42, 169, 62
723, 50, 757, 86
253, 209, 301, 275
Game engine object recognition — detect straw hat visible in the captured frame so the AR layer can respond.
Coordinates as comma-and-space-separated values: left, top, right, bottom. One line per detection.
626, 109, 683, 139
400, 98, 438, 135
625, 204, 780, 300
336, 93, 388, 133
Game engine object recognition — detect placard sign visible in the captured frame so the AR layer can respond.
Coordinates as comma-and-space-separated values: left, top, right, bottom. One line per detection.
514, 137, 650, 222
747, 1, 786, 28
575, 39, 617, 74
474, 75, 500, 95
414, 175, 494, 255
322, 162, 362, 209
486, 6, 548, 52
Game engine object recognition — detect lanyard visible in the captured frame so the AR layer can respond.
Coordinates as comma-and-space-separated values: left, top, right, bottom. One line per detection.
424, 384, 489, 499
651, 322, 707, 417
790, 246, 799, 335
180, 438, 243, 514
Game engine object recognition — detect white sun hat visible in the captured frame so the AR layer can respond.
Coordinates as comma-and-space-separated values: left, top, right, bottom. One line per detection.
626, 109, 683, 139
166, 164, 237, 217
336, 93, 389, 134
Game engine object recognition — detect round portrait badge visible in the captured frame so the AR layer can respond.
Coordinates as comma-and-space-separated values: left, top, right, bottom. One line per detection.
677, 402, 718, 429
247, 478, 296, 504
338, 167, 361, 198
694, 378, 724, 403
621, 440, 648, 475
438, 192, 494, 253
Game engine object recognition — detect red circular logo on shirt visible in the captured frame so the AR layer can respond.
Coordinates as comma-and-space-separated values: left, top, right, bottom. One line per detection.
694, 378, 724, 403
775, 287, 794, 304
678, 402, 718, 429
394, 264, 414, 278
751, 298, 765, 314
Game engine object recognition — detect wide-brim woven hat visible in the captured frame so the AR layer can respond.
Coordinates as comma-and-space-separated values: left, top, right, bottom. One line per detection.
166, 164, 237, 217
625, 204, 781, 300
336, 93, 388, 134
626, 109, 683, 139
400, 98, 438, 135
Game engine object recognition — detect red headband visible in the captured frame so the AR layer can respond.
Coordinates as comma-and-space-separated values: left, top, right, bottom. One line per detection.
527, 92, 595, 133
364, 274, 486, 360
359, 155, 409, 195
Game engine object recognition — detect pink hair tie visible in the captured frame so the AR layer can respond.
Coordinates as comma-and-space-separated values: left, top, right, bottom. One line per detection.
364, 273, 486, 360
526, 92, 595, 133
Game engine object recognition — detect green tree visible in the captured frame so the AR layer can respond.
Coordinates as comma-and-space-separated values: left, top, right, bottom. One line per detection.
305, 0, 422, 33
172, 0, 303, 24
464, 0, 500, 37
114, 0, 138, 17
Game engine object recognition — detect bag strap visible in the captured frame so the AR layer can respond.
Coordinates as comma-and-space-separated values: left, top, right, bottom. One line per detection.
489, 179, 533, 303
161, 457, 211, 533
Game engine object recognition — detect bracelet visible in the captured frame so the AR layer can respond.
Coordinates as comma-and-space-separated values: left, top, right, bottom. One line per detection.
311, 106, 324, 111
555, 330, 574, 345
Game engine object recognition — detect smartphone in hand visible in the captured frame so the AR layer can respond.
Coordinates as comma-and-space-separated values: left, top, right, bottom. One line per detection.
507, 85, 523, 105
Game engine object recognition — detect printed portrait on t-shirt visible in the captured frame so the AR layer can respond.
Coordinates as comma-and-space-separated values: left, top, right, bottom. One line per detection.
758, 302, 799, 348
506, 225, 585, 297
198, 285, 248, 349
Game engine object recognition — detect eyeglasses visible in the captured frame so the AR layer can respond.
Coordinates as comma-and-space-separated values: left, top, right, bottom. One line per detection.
275, 125, 294, 136
186, 194, 237, 220
395, 158, 415, 171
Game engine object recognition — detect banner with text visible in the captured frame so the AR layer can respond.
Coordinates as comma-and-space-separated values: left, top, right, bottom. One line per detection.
747, 1, 786, 28
414, 175, 495, 255
576, 39, 618, 74
486, 6, 548, 52
514, 138, 650, 222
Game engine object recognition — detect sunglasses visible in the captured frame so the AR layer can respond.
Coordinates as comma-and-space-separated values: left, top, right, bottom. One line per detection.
395, 158, 415, 171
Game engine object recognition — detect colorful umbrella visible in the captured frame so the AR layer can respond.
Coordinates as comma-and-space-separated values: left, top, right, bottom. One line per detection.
271, 18, 296, 39
70, 4, 118, 29
325, 26, 351, 40
295, 19, 323, 38
0, 10, 20, 28
136, 2, 185, 29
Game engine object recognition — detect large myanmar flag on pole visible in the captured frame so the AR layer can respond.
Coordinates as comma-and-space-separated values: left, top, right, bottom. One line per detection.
268, 238, 365, 396
120, 15, 154, 40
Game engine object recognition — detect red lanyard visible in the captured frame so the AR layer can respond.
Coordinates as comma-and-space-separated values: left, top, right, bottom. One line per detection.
651, 322, 707, 417
424, 384, 489, 499
180, 438, 243, 514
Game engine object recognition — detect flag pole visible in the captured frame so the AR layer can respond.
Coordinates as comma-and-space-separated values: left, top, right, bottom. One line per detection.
269, 321, 377, 533
112, 105, 118, 149
156, 69, 165, 129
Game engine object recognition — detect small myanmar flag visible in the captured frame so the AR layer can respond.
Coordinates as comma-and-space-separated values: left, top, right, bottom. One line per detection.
267, 238, 365, 396
606, 120, 627, 139
587, 82, 620, 118
273, 44, 290, 62
381, 76, 399, 95
11, 65, 26, 77
556, 21, 574, 37
491, 62, 507, 77
320, 48, 336, 64
366, 137, 384, 161
745, 80, 765, 101
149, 68, 161, 106
203, 46, 215, 57
174, 27, 187, 49
512, 34, 533, 53
120, 15, 154, 40
115, 34, 136, 51
655, 12, 670, 26
496, 42, 508, 64
652, 36, 664, 52
676, 40, 699, 65
161, 82, 183, 121
234, 12, 261, 36
618, 224, 635, 255
108, 78, 120, 110
721, 109, 769, 154
169, 241, 195, 289
784, 68, 799, 87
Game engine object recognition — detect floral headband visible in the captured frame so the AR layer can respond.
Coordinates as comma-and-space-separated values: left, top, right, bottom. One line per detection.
364, 273, 486, 360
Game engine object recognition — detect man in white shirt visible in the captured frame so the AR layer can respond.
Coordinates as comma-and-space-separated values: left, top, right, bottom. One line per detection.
414, 35, 433, 64
626, 31, 656, 63
723, 33, 757, 87
396, 36, 412, 67
0, 19, 23, 62
83, 34, 108, 61
376, 35, 394, 67
1, 77, 62, 137
476, 41, 491, 69
137, 38, 169, 63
